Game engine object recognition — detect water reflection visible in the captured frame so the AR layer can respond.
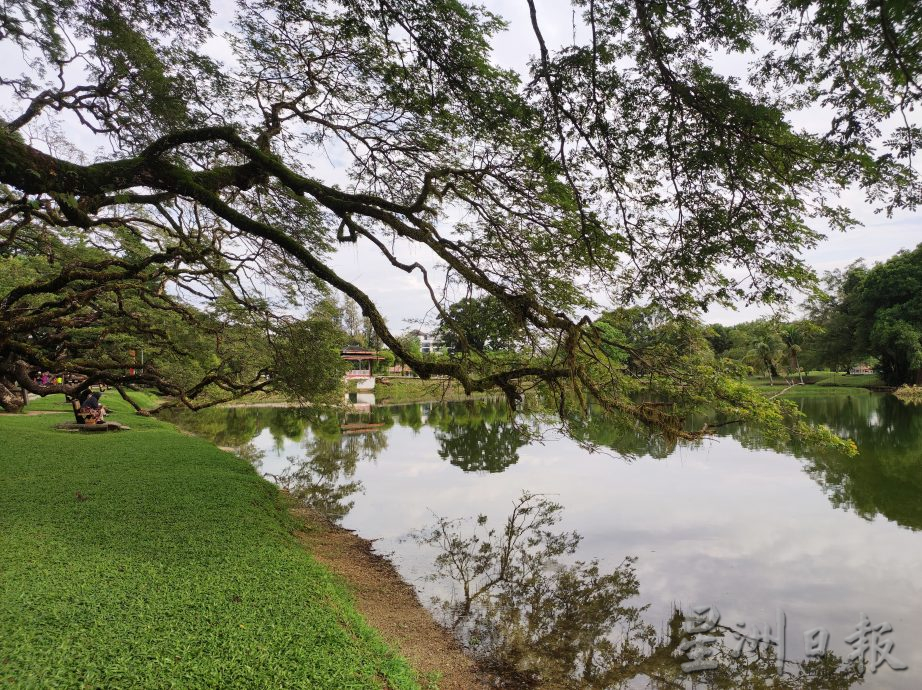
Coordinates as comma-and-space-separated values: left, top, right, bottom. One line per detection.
427, 400, 535, 473
163, 394, 922, 533
719, 396, 922, 532
161, 395, 922, 688
559, 395, 922, 533
413, 492, 863, 689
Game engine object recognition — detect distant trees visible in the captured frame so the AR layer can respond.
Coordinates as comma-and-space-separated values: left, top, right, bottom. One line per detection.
436, 296, 522, 353
748, 332, 782, 381
699, 245, 922, 386
804, 262, 869, 374
704, 319, 814, 382
396, 333, 423, 360
810, 247, 922, 385
594, 306, 707, 376
341, 298, 364, 346
856, 248, 922, 385
778, 322, 823, 384
704, 324, 733, 358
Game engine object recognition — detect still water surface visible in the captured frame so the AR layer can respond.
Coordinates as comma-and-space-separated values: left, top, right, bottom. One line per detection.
166, 394, 922, 688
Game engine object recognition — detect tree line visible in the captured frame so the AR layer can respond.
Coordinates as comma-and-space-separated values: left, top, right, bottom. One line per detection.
436, 241, 922, 388
709, 244, 922, 386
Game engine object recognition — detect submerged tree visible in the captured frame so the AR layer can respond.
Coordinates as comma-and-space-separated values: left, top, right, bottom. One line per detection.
0, 0, 917, 443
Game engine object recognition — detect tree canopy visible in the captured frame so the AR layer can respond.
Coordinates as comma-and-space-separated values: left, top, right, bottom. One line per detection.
436, 295, 522, 353
806, 245, 922, 385
1, 0, 919, 445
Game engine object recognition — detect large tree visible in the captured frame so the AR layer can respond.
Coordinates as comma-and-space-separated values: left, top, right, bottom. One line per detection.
0, 218, 348, 412
437, 295, 523, 353
804, 262, 870, 373
814, 245, 922, 385
0, 0, 917, 445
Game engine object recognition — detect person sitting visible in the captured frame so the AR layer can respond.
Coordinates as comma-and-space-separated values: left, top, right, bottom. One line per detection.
79, 391, 107, 423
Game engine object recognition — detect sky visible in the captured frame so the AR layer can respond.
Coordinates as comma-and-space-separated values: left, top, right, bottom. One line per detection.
3, 0, 920, 331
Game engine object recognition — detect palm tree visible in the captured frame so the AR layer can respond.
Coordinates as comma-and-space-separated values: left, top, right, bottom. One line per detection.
779, 324, 805, 384
747, 336, 781, 384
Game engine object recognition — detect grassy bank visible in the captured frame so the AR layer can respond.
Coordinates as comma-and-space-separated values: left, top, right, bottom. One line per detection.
749, 383, 873, 397
372, 377, 494, 405
746, 370, 888, 398
0, 396, 422, 689
806, 371, 886, 388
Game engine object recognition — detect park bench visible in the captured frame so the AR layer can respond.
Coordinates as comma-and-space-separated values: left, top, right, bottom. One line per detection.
69, 397, 98, 425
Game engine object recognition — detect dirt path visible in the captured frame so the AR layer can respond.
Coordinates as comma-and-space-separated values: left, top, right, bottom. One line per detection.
292, 507, 488, 690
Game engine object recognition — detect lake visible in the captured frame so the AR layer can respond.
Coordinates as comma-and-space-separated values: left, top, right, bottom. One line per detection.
165, 393, 922, 688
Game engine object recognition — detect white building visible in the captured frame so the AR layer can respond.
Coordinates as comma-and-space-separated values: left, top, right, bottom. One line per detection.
405, 328, 446, 354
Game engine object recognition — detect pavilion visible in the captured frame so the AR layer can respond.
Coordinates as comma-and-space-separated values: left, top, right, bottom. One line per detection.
340, 347, 385, 379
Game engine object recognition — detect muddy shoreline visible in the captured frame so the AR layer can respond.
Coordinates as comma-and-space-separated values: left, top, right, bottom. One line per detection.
291, 506, 490, 689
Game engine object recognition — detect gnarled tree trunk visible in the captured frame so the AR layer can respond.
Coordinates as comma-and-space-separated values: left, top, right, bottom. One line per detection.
0, 380, 26, 413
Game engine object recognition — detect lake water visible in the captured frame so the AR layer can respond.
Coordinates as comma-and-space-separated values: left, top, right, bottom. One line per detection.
165, 394, 922, 688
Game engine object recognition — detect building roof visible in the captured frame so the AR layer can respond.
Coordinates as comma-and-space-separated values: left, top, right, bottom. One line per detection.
341, 347, 385, 361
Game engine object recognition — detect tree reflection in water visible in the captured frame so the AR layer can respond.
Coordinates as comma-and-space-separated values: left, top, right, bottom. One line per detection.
426, 399, 540, 473
414, 493, 863, 689
272, 427, 390, 523
164, 394, 922, 533
160, 398, 916, 686
165, 394, 922, 535
566, 395, 922, 533
709, 395, 922, 532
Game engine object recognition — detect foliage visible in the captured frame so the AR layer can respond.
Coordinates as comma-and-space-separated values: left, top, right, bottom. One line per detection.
272, 318, 349, 404
0, 218, 349, 412
436, 295, 522, 352
806, 245, 922, 385
395, 334, 422, 361
341, 297, 365, 346
1, 0, 919, 443
379, 349, 396, 372
705, 323, 734, 358
374, 377, 493, 404
894, 384, 922, 404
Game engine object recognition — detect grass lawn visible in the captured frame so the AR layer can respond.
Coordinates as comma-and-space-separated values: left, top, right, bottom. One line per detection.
0, 395, 422, 689
806, 371, 886, 388
747, 370, 887, 397
373, 377, 493, 405
749, 383, 872, 397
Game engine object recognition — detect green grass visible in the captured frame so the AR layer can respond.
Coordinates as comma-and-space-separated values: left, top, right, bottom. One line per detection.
749, 383, 872, 397
0, 396, 421, 689
807, 371, 886, 388
374, 377, 492, 404
747, 370, 887, 397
